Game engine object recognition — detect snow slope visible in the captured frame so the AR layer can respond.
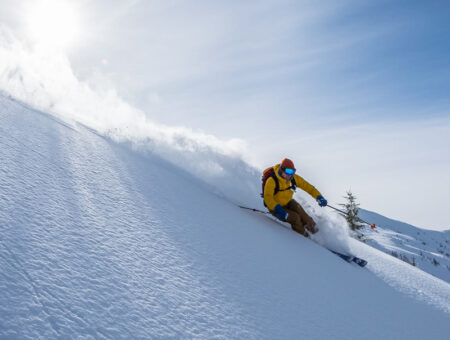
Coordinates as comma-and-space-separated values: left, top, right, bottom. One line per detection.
1, 93, 450, 339
357, 209, 450, 283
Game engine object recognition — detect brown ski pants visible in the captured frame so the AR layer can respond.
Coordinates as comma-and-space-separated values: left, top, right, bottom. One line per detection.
275, 199, 317, 237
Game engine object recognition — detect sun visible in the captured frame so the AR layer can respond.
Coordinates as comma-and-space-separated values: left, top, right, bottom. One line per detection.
24, 0, 81, 49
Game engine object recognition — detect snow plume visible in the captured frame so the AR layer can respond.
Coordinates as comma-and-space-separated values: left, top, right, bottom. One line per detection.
290, 195, 352, 253
0, 26, 261, 207
311, 206, 352, 254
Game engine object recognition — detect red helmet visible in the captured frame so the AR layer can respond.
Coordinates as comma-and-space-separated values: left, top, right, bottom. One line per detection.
280, 158, 295, 170
280, 158, 296, 175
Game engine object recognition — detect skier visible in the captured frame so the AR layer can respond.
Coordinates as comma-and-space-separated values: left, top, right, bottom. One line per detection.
262, 158, 327, 237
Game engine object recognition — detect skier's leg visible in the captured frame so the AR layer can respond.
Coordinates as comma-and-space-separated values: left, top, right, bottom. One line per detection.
286, 200, 318, 234
284, 207, 308, 237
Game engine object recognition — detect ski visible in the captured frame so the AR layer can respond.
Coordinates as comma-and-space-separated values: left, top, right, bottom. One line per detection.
330, 250, 353, 262
330, 250, 368, 267
352, 256, 368, 267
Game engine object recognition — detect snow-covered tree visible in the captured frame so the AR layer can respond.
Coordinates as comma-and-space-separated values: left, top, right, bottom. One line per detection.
339, 191, 364, 231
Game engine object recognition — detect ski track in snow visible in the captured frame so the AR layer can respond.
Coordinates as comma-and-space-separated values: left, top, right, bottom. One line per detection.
1, 95, 450, 339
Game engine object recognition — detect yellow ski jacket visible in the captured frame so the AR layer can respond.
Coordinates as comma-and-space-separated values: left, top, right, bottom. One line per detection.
263, 164, 322, 211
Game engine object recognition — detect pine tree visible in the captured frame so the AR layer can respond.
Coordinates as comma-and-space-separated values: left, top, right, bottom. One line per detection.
339, 191, 363, 231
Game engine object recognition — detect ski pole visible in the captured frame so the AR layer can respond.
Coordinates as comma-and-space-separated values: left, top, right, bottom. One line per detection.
327, 205, 376, 229
238, 205, 271, 215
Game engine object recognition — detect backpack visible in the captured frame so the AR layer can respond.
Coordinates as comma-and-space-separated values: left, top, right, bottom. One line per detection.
261, 167, 297, 201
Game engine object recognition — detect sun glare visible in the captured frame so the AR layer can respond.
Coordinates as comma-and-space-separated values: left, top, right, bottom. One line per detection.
24, 0, 81, 49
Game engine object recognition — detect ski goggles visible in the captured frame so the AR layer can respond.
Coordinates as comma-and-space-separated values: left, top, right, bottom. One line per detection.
281, 166, 296, 175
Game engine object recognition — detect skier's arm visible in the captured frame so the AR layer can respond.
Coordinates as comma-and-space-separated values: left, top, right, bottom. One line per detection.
294, 174, 322, 199
263, 177, 278, 211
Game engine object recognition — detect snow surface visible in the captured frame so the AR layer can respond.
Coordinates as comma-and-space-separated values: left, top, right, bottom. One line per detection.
1, 93, 450, 339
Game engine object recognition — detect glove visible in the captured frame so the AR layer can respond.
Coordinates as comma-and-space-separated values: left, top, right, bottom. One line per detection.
317, 195, 327, 207
273, 204, 287, 220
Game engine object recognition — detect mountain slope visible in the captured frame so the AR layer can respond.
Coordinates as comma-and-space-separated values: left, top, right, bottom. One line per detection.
1, 94, 449, 339
357, 209, 450, 282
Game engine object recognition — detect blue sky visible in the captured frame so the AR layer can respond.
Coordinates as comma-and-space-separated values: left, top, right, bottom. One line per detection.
1, 0, 449, 229
69, 0, 450, 133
